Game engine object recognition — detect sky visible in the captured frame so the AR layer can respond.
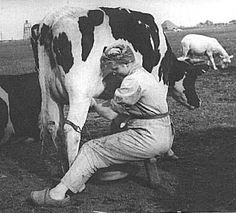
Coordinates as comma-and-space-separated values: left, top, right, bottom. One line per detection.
0, 0, 236, 40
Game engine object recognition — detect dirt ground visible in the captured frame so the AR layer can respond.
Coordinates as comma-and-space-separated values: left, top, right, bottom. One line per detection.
0, 26, 236, 212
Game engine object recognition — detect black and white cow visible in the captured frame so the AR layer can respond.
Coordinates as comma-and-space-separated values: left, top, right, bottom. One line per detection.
31, 7, 208, 168
0, 73, 41, 145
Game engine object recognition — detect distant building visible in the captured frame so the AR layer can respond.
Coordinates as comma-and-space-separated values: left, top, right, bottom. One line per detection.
23, 20, 31, 40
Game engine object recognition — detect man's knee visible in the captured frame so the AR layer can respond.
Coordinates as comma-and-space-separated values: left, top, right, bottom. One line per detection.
80, 142, 94, 155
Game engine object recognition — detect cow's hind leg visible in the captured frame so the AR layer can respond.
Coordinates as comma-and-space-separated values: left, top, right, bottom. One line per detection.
181, 43, 190, 59
39, 97, 67, 174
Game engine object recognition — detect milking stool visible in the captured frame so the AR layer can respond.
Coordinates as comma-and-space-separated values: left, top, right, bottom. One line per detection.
144, 151, 179, 188
144, 156, 162, 188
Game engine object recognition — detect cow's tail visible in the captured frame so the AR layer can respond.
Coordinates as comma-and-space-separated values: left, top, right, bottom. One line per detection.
30, 24, 40, 70
33, 24, 54, 151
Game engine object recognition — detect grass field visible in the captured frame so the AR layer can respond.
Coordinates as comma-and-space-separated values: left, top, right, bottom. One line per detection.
0, 25, 236, 212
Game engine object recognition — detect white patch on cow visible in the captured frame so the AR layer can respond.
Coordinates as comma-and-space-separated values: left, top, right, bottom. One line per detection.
149, 34, 155, 51
173, 78, 185, 95
170, 77, 188, 104
42, 6, 86, 28
151, 20, 167, 84
0, 86, 14, 145
125, 8, 131, 13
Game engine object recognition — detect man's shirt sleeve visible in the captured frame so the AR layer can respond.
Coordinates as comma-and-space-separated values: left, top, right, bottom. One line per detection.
110, 76, 142, 114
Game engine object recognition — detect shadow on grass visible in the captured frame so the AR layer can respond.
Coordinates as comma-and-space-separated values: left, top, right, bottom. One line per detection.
159, 126, 236, 212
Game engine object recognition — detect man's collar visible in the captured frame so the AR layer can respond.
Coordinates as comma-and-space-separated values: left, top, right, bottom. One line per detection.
128, 63, 143, 75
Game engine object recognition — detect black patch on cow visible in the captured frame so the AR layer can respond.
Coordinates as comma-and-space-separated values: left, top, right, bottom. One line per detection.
159, 38, 174, 85
53, 32, 74, 73
78, 10, 104, 61
167, 57, 197, 106
183, 63, 208, 107
39, 24, 52, 48
30, 24, 40, 69
0, 73, 41, 139
100, 7, 161, 73
168, 59, 207, 107
183, 70, 200, 107
38, 24, 57, 69
98, 73, 124, 99
169, 59, 185, 87
39, 24, 51, 47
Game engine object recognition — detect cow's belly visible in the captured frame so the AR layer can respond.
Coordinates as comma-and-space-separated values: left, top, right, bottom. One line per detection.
189, 47, 207, 55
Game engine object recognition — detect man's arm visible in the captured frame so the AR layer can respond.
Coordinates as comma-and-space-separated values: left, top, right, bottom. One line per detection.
91, 99, 118, 120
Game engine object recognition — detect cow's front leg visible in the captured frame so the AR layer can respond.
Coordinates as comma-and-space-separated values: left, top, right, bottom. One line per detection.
207, 53, 217, 70
64, 95, 90, 166
181, 45, 189, 59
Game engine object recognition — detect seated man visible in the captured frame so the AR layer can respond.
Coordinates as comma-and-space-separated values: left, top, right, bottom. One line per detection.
30, 44, 175, 207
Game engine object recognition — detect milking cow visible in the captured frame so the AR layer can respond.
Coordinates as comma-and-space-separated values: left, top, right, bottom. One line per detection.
30, 7, 209, 171
181, 34, 233, 70
0, 73, 41, 145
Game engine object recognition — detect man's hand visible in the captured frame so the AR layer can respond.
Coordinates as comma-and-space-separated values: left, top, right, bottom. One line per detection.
90, 98, 97, 108
91, 99, 118, 120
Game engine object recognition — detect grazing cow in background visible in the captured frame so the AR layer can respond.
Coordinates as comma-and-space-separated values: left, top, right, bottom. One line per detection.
31, 7, 208, 170
0, 73, 41, 145
181, 34, 233, 70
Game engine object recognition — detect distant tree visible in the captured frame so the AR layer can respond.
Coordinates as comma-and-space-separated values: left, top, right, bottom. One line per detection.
196, 20, 214, 27
229, 20, 236, 24
205, 20, 213, 25
197, 22, 204, 27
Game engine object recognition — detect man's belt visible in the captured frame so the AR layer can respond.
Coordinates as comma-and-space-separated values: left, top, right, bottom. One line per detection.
118, 112, 169, 129
129, 112, 169, 120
